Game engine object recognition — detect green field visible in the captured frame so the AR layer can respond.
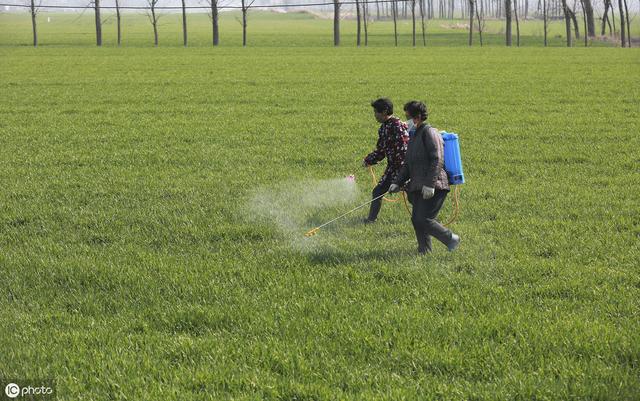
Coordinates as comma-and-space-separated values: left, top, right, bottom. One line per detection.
1, 12, 640, 401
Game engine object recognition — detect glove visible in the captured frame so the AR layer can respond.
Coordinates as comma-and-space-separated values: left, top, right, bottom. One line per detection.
389, 184, 401, 194
422, 186, 435, 199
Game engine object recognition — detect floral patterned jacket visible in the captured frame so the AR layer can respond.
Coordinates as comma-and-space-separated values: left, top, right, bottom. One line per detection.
363, 116, 409, 183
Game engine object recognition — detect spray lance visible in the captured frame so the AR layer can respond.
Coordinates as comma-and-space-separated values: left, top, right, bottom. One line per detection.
304, 192, 388, 237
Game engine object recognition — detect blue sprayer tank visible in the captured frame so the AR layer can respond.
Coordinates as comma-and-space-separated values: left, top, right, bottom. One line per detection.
441, 131, 465, 185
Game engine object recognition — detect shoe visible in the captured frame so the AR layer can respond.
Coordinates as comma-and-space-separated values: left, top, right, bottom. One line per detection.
363, 218, 376, 224
447, 234, 460, 251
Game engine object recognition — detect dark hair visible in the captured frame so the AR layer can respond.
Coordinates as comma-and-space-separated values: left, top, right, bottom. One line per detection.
403, 101, 428, 122
371, 98, 393, 115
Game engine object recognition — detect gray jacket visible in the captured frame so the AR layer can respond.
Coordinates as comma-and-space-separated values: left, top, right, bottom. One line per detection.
393, 124, 450, 192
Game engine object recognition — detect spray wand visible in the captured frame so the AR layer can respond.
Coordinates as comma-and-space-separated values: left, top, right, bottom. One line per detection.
304, 192, 387, 237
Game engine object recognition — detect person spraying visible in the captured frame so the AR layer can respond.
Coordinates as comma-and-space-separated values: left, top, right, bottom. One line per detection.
389, 101, 461, 255
362, 98, 409, 223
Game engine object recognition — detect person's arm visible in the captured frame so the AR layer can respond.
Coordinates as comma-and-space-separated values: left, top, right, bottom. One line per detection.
363, 131, 386, 166
422, 127, 444, 189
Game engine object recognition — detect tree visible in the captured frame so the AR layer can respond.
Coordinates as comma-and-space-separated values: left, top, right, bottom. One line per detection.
356, 0, 361, 46
392, 0, 398, 46
115, 0, 122, 46
602, 0, 612, 36
505, 0, 512, 45
181, 0, 188, 47
582, 0, 595, 37
475, 0, 484, 45
28, 0, 39, 47
623, 0, 630, 47
617, 0, 626, 46
240, 0, 256, 46
560, 0, 572, 46
147, 0, 160, 46
411, 0, 416, 46
543, 0, 547, 45
468, 0, 474, 45
363, 0, 369, 46
419, 0, 427, 46
513, 0, 520, 46
93, 0, 102, 46
333, 0, 340, 46
206, 0, 220, 46
579, 0, 587, 45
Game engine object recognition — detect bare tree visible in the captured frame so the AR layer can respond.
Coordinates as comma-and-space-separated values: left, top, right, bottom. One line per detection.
581, 0, 595, 37
392, 0, 398, 46
468, 0, 474, 45
579, 0, 587, 45
356, 0, 361, 46
561, 0, 572, 46
505, 0, 512, 45
240, 0, 256, 46
623, 0, 630, 46
363, 0, 369, 46
147, 0, 160, 46
602, 0, 612, 36
617, 0, 626, 46
29, 0, 40, 47
411, 0, 416, 46
514, 0, 520, 45
93, 0, 102, 46
205, 0, 220, 46
419, 0, 427, 45
543, 0, 547, 45
475, 0, 484, 45
333, 0, 340, 46
115, 0, 121, 46
181, 0, 188, 47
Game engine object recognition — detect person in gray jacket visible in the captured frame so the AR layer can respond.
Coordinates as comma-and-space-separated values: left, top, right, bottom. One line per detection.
389, 101, 461, 255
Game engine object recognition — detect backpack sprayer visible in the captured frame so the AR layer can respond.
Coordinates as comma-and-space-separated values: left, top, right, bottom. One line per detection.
304, 131, 465, 237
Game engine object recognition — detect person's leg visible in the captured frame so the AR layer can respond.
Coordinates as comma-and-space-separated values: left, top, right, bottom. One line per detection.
409, 191, 432, 253
366, 175, 392, 222
423, 190, 454, 246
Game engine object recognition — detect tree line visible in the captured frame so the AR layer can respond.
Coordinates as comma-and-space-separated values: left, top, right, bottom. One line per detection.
20, 0, 634, 47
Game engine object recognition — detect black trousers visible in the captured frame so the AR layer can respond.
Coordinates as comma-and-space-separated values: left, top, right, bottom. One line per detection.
367, 174, 393, 221
408, 189, 452, 253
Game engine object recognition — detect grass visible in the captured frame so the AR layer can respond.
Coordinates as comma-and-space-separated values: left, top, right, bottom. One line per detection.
0, 12, 639, 401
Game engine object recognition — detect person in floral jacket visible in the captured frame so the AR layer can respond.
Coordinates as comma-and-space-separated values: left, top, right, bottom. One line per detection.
362, 98, 409, 223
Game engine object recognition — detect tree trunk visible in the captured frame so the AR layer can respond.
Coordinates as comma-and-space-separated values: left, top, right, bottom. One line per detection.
514, 0, 520, 46
211, 0, 219, 46
582, 0, 595, 36
579, 0, 587, 45
505, 0, 512, 45
30, 0, 37, 47
420, 0, 427, 45
242, 0, 248, 47
476, 0, 483, 45
543, 0, 547, 45
561, 0, 572, 46
94, 0, 102, 46
469, 0, 474, 45
411, 0, 416, 46
356, 0, 361, 46
333, 0, 340, 46
392, 0, 398, 46
116, 0, 121, 46
364, 0, 369, 46
617, 0, 625, 46
568, 8, 580, 39
623, 0, 630, 47
601, 0, 609, 36
181, 0, 187, 47
151, 3, 158, 46
376, 0, 380, 19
